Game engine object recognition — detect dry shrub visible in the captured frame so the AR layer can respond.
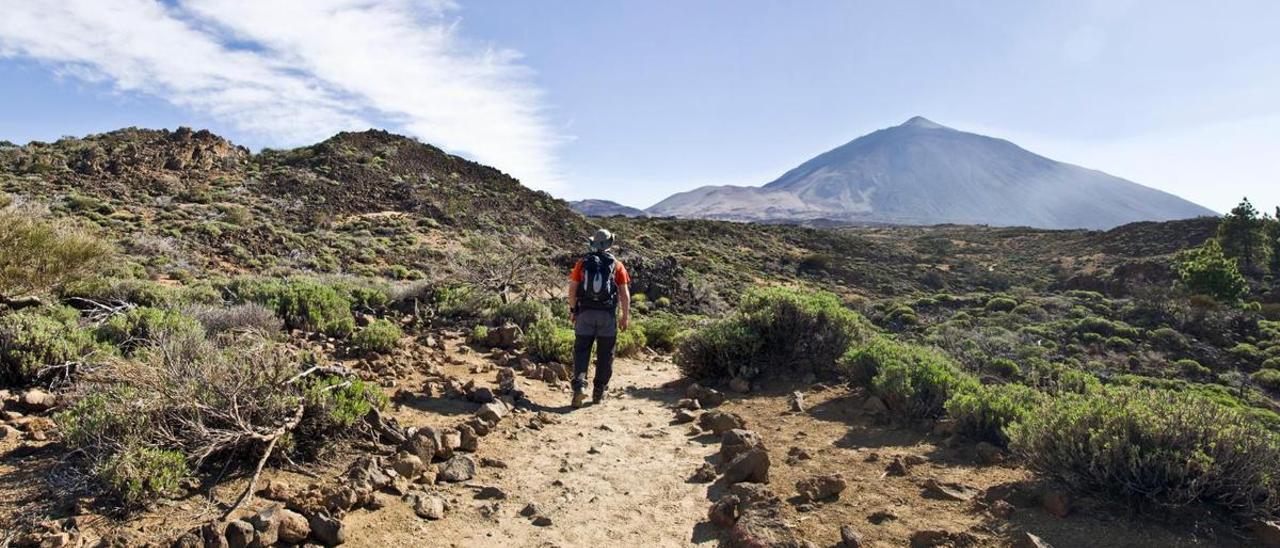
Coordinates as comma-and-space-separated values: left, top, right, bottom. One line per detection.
0, 205, 112, 300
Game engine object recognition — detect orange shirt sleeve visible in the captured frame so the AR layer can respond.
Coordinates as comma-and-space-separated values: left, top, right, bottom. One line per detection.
615, 260, 631, 285
569, 259, 584, 283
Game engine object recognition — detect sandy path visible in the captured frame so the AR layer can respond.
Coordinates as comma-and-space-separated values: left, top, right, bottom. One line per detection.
343, 357, 715, 547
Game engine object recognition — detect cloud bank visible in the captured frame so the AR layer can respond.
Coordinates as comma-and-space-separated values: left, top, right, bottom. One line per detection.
0, 0, 563, 189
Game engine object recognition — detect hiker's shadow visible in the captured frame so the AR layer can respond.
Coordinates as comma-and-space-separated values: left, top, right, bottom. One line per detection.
517, 397, 577, 415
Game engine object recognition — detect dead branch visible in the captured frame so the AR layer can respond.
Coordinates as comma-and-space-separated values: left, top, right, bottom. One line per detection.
220, 403, 304, 521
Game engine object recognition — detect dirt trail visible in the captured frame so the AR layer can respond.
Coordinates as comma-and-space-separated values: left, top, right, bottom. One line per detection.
344, 357, 716, 547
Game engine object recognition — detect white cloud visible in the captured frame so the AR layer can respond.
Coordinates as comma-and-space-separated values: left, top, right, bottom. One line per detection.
0, 0, 563, 189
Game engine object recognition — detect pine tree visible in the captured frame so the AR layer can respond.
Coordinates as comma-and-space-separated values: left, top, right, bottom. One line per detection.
1175, 239, 1248, 302
1217, 197, 1266, 272
1269, 206, 1280, 276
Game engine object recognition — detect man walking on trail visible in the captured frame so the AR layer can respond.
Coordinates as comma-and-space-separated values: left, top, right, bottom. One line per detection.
567, 228, 632, 408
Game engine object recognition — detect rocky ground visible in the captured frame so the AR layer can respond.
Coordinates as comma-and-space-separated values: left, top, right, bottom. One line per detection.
1, 327, 1260, 547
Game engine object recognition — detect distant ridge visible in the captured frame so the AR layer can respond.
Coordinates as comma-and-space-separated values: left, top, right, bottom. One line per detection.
646, 117, 1216, 229
569, 199, 647, 218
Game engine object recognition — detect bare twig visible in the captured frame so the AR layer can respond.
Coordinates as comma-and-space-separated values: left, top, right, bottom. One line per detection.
220, 403, 304, 521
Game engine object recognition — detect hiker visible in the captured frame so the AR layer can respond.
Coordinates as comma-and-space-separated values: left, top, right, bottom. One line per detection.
567, 228, 632, 408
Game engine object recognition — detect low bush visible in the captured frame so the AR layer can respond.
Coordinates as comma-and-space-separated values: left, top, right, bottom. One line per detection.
945, 383, 1045, 446
526, 317, 574, 363
1010, 387, 1280, 518
676, 287, 871, 380
984, 297, 1018, 313
433, 284, 501, 321
1253, 369, 1280, 391
96, 307, 202, 354
636, 314, 686, 351
0, 206, 112, 300
186, 303, 283, 336
489, 299, 551, 329
469, 325, 490, 345
231, 278, 355, 337
843, 336, 977, 417
615, 327, 647, 358
985, 357, 1021, 379
1175, 239, 1248, 303
61, 277, 175, 307
351, 319, 402, 355
0, 306, 108, 385
1175, 358, 1211, 378
302, 377, 388, 429
98, 446, 188, 508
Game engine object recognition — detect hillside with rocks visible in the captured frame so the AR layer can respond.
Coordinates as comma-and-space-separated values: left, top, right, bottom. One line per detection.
2, 128, 1280, 547
647, 117, 1218, 229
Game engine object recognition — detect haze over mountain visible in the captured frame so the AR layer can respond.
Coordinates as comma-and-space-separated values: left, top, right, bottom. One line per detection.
569, 199, 647, 218
646, 117, 1217, 229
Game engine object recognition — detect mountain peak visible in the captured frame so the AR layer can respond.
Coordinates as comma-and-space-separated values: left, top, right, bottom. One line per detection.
900, 116, 946, 129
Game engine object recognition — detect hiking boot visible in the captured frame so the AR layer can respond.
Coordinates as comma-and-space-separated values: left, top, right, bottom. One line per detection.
571, 389, 587, 408
592, 389, 606, 404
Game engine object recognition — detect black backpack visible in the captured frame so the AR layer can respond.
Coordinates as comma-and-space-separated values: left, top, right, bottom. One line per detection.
578, 252, 618, 310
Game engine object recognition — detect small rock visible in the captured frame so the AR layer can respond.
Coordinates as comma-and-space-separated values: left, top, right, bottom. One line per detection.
708, 495, 740, 528
0, 425, 19, 440
673, 409, 697, 424
476, 401, 508, 424
728, 377, 750, 393
390, 452, 426, 479
19, 389, 56, 411
438, 429, 462, 459
1041, 490, 1071, 518
989, 500, 1015, 519
247, 506, 283, 547
532, 516, 553, 527
475, 486, 507, 500
457, 424, 479, 452
223, 520, 254, 548
723, 448, 770, 484
307, 513, 345, 546
276, 508, 310, 544
788, 391, 805, 412
785, 447, 812, 465
719, 429, 765, 464
795, 473, 846, 502
676, 398, 701, 410
438, 455, 476, 482
922, 479, 978, 502
838, 525, 862, 547
1013, 531, 1055, 548
699, 410, 746, 435
201, 523, 229, 548
411, 493, 447, 520
884, 456, 910, 476
467, 386, 496, 404
480, 457, 508, 468
520, 503, 540, 517
908, 529, 952, 547
690, 463, 718, 483
403, 428, 441, 463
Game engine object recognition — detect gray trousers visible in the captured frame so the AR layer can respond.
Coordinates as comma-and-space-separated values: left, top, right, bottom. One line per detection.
573, 309, 617, 394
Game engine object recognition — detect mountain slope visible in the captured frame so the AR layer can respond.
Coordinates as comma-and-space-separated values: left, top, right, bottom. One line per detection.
647, 117, 1217, 229
568, 199, 647, 217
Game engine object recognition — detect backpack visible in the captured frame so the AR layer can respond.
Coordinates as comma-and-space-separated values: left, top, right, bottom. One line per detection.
578, 252, 618, 311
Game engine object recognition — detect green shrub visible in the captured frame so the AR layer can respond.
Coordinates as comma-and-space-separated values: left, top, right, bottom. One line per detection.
526, 317, 574, 363
1229, 343, 1265, 366
844, 336, 977, 418
984, 297, 1018, 313
303, 377, 388, 428
98, 446, 187, 507
351, 319, 402, 355
469, 325, 490, 345
1253, 369, 1280, 391
1105, 336, 1135, 351
985, 357, 1021, 379
1149, 327, 1189, 353
233, 278, 356, 337
1074, 317, 1140, 339
1264, 357, 1280, 370
1010, 388, 1280, 517
945, 383, 1045, 446
883, 305, 918, 328
490, 299, 551, 329
1175, 239, 1248, 303
96, 307, 202, 354
616, 327, 647, 358
433, 284, 501, 320
655, 297, 672, 308
637, 315, 686, 352
61, 277, 175, 307
0, 306, 107, 385
676, 287, 871, 380
1175, 359, 1211, 377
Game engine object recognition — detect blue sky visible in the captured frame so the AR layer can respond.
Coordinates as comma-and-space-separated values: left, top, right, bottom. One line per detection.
1, 1, 1278, 213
